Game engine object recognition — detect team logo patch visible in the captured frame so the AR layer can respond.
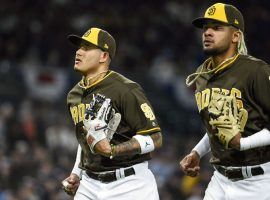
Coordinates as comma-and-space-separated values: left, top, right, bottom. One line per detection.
141, 103, 156, 120
207, 6, 216, 16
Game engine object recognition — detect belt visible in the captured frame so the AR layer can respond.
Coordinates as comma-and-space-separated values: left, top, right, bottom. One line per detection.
214, 165, 264, 181
86, 167, 135, 183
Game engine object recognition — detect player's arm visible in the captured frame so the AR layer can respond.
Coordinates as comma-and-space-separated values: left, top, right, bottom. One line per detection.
112, 131, 162, 157
253, 65, 270, 120
62, 145, 81, 196
229, 64, 270, 150
179, 133, 210, 177
71, 144, 82, 177
108, 85, 163, 157
229, 128, 270, 150
192, 133, 211, 158
87, 87, 163, 157
93, 139, 112, 156
110, 85, 163, 157
93, 132, 162, 157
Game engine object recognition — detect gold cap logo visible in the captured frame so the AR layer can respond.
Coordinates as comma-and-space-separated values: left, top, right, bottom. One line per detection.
104, 44, 109, 49
207, 6, 216, 15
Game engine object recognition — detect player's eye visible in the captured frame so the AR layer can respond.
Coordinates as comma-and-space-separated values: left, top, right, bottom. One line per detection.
213, 25, 223, 31
203, 25, 224, 31
80, 45, 91, 51
79, 42, 94, 51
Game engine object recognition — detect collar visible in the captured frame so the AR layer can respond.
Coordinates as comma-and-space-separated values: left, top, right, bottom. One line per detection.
78, 71, 113, 89
185, 53, 240, 87
207, 53, 240, 74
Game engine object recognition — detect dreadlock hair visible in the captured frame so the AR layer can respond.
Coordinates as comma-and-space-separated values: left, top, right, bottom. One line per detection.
238, 30, 248, 55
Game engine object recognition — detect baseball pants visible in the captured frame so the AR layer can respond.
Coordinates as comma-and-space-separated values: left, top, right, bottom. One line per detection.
204, 161, 270, 200
74, 162, 159, 200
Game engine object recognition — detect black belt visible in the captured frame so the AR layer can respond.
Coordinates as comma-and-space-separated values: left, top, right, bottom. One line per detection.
214, 165, 264, 181
86, 167, 135, 183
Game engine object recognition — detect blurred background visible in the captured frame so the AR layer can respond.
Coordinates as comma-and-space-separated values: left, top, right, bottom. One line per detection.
0, 0, 270, 199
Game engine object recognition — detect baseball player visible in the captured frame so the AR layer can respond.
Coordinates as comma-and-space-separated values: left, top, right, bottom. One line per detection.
180, 3, 270, 200
61, 27, 162, 200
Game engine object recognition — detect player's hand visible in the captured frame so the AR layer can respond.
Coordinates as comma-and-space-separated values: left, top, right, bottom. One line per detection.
82, 125, 112, 157
228, 132, 241, 150
93, 138, 112, 157
179, 150, 200, 177
83, 96, 111, 153
207, 92, 248, 150
62, 173, 80, 196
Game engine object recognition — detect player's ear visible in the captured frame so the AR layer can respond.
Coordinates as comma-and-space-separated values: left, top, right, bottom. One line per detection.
99, 51, 110, 63
232, 30, 241, 44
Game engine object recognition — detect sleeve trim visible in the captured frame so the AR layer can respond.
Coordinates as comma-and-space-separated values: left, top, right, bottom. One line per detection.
136, 127, 161, 135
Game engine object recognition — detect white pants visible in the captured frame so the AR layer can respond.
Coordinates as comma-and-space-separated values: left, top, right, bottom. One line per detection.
74, 162, 159, 200
204, 161, 270, 200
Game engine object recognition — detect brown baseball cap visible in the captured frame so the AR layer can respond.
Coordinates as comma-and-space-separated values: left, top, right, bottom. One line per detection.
192, 3, 244, 32
68, 27, 116, 59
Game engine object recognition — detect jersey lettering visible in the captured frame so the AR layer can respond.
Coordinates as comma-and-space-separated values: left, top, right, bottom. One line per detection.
195, 88, 244, 111
70, 106, 78, 124
201, 88, 210, 110
70, 103, 90, 125
231, 88, 243, 108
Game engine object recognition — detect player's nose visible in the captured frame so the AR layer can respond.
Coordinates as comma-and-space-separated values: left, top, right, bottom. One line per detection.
76, 48, 84, 56
203, 27, 214, 37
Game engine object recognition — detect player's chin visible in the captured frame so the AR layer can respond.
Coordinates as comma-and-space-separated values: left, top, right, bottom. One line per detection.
203, 47, 218, 56
74, 64, 83, 72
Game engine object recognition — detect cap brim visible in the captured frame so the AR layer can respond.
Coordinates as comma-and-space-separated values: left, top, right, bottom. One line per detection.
192, 17, 227, 29
67, 34, 113, 59
67, 35, 95, 47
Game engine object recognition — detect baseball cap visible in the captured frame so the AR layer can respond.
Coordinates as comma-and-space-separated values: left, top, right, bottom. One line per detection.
192, 3, 244, 32
68, 27, 116, 59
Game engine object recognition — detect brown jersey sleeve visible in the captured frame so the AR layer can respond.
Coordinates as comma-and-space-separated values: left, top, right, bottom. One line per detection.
253, 64, 270, 121
120, 86, 161, 135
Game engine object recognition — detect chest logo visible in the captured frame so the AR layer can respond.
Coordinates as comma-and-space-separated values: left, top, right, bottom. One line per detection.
70, 103, 90, 125
195, 88, 244, 112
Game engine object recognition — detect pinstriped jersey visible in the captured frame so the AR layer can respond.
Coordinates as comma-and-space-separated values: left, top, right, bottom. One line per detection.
67, 70, 161, 172
194, 54, 270, 166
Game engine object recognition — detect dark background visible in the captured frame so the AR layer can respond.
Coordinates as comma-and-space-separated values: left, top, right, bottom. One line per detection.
0, 0, 269, 199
